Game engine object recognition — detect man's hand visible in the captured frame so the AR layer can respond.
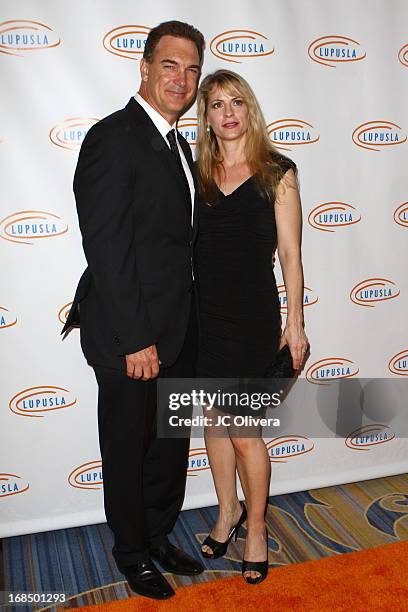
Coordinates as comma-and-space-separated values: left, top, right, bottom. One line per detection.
125, 344, 160, 380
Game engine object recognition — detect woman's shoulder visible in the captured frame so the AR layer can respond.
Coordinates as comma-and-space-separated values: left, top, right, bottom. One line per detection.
270, 151, 297, 175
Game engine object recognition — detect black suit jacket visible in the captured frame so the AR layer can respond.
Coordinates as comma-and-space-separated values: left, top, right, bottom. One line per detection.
62, 98, 198, 370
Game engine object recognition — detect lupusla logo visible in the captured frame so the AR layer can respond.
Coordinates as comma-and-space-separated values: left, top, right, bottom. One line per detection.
308, 35, 366, 68
103, 25, 150, 60
398, 43, 408, 67
68, 461, 103, 490
49, 117, 99, 151
266, 436, 314, 462
0, 474, 30, 498
278, 285, 318, 311
0, 211, 68, 245
267, 119, 319, 150
0, 20, 61, 57
350, 278, 400, 307
308, 202, 361, 232
9, 386, 77, 418
210, 29, 274, 63
58, 302, 72, 325
345, 425, 395, 450
177, 118, 198, 146
0, 306, 17, 330
352, 121, 407, 151
388, 349, 408, 376
187, 448, 210, 477
393, 202, 408, 228
306, 358, 359, 385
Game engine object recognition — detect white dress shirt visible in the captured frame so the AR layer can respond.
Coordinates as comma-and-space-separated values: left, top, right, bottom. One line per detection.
135, 93, 194, 224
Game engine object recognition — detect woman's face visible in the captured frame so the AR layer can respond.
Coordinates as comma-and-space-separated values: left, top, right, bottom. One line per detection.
206, 85, 249, 143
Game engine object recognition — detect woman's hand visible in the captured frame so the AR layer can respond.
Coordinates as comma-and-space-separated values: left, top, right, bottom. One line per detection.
280, 323, 309, 370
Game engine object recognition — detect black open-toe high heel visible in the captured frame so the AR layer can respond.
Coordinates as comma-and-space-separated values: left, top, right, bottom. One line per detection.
201, 503, 247, 559
242, 527, 269, 584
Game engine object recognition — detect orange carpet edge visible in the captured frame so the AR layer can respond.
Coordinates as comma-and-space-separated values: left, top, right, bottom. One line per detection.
66, 539, 408, 612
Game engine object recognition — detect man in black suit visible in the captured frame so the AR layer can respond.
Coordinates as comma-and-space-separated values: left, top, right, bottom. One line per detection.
62, 21, 205, 600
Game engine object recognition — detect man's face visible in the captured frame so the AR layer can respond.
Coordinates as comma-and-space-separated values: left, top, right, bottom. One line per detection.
140, 35, 201, 124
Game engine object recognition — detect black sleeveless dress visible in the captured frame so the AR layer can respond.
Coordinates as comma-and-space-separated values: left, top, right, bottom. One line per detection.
196, 156, 296, 378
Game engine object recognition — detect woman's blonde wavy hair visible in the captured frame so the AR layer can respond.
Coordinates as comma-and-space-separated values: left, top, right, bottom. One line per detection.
196, 69, 296, 204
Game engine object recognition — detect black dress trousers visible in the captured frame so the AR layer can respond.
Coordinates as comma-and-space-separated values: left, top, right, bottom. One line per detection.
94, 292, 198, 567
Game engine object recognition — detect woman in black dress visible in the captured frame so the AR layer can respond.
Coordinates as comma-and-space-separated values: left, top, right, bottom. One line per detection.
195, 70, 308, 583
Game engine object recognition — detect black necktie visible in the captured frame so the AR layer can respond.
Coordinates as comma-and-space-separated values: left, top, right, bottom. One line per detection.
166, 129, 192, 217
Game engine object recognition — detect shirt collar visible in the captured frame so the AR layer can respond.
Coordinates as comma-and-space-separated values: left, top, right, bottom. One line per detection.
135, 93, 175, 144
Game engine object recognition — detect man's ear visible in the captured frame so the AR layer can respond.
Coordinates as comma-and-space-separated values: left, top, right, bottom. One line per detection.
140, 58, 149, 82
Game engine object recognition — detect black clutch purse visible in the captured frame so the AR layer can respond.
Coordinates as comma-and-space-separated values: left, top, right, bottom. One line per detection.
265, 344, 295, 379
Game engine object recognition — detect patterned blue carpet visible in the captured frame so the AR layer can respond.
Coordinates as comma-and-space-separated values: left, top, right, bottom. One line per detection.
2, 473, 408, 610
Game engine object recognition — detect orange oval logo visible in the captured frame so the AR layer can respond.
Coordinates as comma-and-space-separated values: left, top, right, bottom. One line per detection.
308, 35, 366, 67
398, 43, 408, 67
352, 121, 407, 151
187, 448, 210, 476
306, 358, 359, 385
49, 117, 99, 151
0, 210, 68, 245
345, 425, 395, 450
58, 302, 73, 325
350, 278, 400, 307
210, 29, 274, 63
278, 285, 318, 311
308, 202, 361, 232
0, 306, 17, 330
9, 386, 77, 418
0, 19, 61, 57
393, 202, 408, 227
388, 349, 408, 376
103, 25, 150, 61
267, 119, 319, 150
266, 436, 314, 462
68, 461, 103, 490
0, 473, 30, 498
177, 117, 198, 146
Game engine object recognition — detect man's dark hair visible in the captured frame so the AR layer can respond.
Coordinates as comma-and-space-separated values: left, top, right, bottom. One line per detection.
143, 20, 205, 66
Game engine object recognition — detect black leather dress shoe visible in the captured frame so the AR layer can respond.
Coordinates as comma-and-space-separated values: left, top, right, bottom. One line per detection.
118, 560, 175, 600
150, 542, 204, 576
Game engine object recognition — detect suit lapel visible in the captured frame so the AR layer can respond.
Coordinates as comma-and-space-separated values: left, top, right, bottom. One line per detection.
125, 99, 190, 219
191, 192, 199, 244
178, 134, 195, 183
177, 132, 199, 240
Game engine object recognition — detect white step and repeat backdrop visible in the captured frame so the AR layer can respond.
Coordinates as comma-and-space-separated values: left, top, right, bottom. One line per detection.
1, 0, 407, 537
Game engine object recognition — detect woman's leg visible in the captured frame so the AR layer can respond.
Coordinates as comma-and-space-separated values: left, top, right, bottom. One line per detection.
201, 407, 243, 555
230, 434, 270, 579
